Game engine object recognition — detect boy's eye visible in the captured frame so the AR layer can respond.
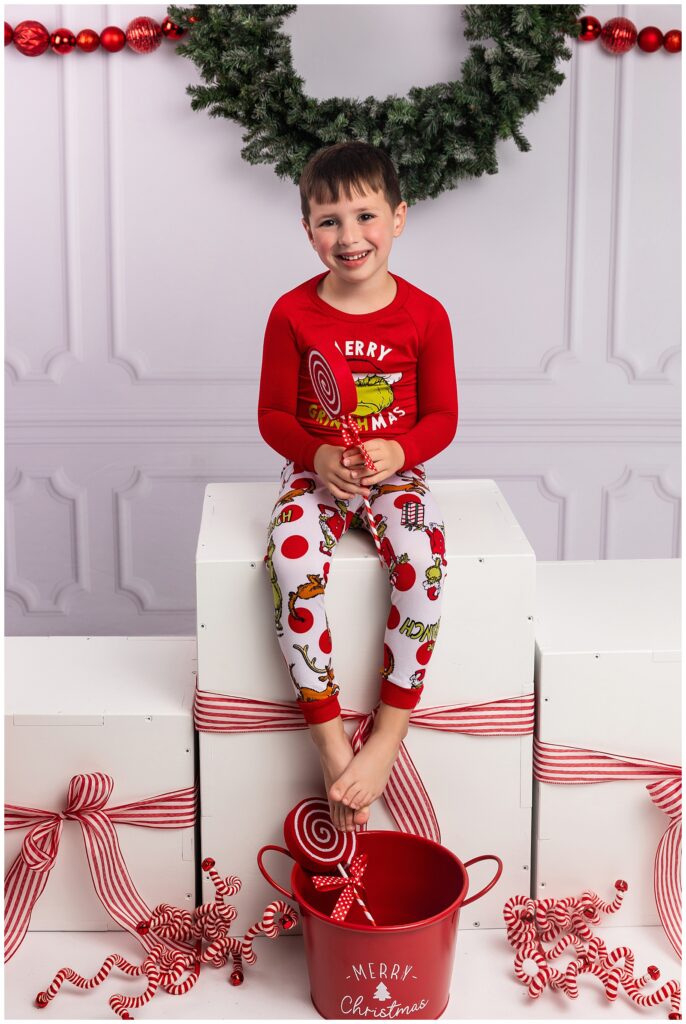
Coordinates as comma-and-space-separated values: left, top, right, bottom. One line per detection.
318, 214, 375, 227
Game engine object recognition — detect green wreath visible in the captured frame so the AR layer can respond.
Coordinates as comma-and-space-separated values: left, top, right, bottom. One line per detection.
168, 4, 583, 204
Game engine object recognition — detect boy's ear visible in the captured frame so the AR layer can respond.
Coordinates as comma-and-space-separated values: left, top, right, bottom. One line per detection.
301, 216, 314, 242
393, 201, 408, 236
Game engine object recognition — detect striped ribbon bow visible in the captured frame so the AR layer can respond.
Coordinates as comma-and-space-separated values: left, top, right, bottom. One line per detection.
194, 686, 534, 844
4, 772, 198, 962
312, 852, 368, 922
534, 738, 682, 958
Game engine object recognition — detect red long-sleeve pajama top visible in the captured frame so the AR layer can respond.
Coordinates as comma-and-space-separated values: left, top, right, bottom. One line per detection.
257, 271, 458, 472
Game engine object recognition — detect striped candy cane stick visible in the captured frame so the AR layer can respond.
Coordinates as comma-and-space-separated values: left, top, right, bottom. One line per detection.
340, 415, 384, 563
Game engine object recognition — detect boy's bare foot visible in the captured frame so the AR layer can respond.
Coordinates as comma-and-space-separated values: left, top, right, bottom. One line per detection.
309, 717, 370, 831
329, 704, 411, 811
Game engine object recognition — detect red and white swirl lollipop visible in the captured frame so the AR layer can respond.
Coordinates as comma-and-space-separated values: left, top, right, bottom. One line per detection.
306, 343, 383, 561
284, 798, 376, 925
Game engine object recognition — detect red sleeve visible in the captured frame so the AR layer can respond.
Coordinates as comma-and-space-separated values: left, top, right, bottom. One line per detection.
257, 301, 322, 471
399, 302, 458, 470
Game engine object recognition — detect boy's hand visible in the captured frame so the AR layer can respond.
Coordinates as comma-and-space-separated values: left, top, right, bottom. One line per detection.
342, 439, 405, 487
313, 444, 372, 501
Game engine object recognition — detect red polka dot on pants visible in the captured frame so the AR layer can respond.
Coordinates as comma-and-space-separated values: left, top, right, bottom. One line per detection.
387, 606, 401, 630
281, 534, 309, 559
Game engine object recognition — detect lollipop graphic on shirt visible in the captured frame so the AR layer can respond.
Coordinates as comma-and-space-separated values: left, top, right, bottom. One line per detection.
307, 342, 383, 561
284, 797, 377, 925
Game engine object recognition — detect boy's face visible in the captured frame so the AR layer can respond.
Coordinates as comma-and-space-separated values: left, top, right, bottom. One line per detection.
302, 186, 407, 284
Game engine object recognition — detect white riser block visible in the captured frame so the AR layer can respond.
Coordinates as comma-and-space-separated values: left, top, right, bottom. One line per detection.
5, 637, 197, 932
201, 729, 532, 931
533, 560, 681, 927
197, 480, 536, 931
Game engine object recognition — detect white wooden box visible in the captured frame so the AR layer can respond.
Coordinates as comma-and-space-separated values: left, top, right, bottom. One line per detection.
197, 480, 535, 930
4, 636, 197, 932
533, 559, 681, 930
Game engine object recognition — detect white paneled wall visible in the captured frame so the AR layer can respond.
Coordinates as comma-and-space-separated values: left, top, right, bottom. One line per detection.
5, 4, 681, 635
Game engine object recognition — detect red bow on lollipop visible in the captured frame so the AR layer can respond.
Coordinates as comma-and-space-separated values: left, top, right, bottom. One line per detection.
312, 852, 369, 923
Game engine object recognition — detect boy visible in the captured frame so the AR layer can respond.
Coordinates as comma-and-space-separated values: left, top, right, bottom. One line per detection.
258, 141, 458, 831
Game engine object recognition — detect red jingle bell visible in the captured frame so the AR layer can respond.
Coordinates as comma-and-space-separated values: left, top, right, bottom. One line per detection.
520, 910, 533, 922
664, 30, 682, 54
583, 907, 595, 918
615, 879, 628, 892
280, 915, 296, 930
229, 969, 244, 986
668, 1014, 682, 1021
34, 992, 48, 1009
135, 920, 150, 935
5, 22, 13, 46
50, 28, 76, 54
202, 857, 215, 871
578, 16, 601, 42
637, 26, 663, 52
100, 26, 126, 53
647, 965, 661, 980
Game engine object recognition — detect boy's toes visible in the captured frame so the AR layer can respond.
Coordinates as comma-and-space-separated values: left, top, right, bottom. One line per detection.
342, 803, 355, 832
353, 805, 370, 826
329, 780, 345, 802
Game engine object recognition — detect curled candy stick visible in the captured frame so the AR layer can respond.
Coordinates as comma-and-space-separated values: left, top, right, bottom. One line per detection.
108, 960, 161, 1020
242, 900, 298, 965
513, 944, 549, 998
35, 955, 145, 1007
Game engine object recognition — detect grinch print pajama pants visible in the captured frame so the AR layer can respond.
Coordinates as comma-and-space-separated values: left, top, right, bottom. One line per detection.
264, 459, 448, 723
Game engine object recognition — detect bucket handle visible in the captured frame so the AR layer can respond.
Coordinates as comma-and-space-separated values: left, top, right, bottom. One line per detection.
461, 854, 504, 907
257, 844, 295, 900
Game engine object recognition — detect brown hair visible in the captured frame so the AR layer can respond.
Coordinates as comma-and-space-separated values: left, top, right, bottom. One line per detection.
299, 141, 403, 223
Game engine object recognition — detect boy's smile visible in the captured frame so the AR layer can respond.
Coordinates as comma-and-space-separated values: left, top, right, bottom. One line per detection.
303, 187, 407, 297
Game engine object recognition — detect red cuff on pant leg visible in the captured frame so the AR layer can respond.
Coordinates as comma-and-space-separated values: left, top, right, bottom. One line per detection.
297, 693, 342, 724
380, 678, 423, 710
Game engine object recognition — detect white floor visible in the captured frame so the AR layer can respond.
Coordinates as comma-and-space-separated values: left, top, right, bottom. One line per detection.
4, 927, 681, 1020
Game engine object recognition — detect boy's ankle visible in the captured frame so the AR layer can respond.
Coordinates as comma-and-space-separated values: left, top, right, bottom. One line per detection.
308, 715, 346, 750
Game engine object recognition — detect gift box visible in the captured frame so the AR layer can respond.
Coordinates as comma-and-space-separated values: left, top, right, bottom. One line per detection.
196, 479, 535, 930
4, 636, 198, 944
532, 559, 681, 947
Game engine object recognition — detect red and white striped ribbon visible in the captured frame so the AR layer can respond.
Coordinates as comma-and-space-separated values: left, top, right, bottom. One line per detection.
4, 773, 198, 962
534, 738, 682, 958
194, 687, 534, 844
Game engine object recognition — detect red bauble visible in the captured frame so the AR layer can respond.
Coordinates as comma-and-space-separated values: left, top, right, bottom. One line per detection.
229, 970, 244, 986
578, 16, 601, 42
280, 915, 296, 930
600, 17, 637, 54
5, 22, 13, 46
13, 20, 50, 56
637, 26, 663, 52
76, 29, 100, 52
126, 17, 163, 54
50, 28, 76, 54
101, 26, 126, 52
161, 16, 186, 39
135, 920, 150, 935
201, 857, 215, 871
615, 878, 628, 892
664, 29, 682, 54
647, 965, 661, 980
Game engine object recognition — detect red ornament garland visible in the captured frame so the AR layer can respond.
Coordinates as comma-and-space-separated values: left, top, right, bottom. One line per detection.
577, 15, 681, 55
6, 15, 186, 55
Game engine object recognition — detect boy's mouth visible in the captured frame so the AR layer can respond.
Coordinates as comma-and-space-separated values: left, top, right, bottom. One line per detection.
336, 250, 371, 265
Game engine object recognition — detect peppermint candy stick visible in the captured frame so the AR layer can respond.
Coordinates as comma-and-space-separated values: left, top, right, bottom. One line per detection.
307, 346, 384, 565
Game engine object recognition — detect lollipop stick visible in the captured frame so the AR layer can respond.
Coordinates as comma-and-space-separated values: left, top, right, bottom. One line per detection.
338, 862, 377, 926
340, 417, 384, 565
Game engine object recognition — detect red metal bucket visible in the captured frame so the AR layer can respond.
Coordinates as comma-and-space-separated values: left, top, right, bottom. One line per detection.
258, 830, 502, 1020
